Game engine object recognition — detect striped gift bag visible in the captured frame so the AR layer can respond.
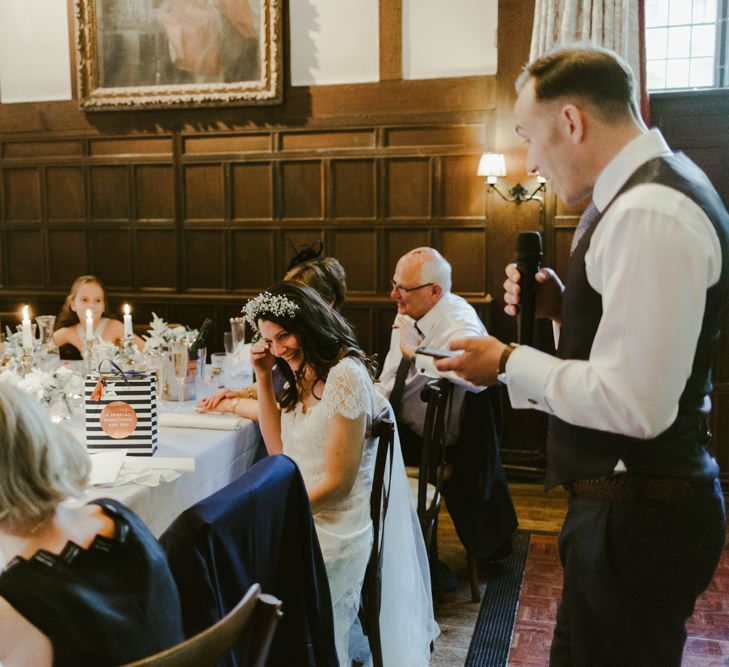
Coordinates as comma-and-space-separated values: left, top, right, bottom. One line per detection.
85, 361, 158, 456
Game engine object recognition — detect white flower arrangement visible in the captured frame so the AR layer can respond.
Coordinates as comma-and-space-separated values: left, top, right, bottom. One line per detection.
3, 327, 27, 358
142, 313, 197, 353
244, 292, 299, 334
0, 365, 84, 408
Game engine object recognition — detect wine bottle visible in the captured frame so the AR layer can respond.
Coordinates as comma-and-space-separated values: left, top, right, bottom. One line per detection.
188, 317, 212, 360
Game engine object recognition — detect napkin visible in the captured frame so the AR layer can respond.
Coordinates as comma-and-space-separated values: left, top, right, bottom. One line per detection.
115, 457, 196, 487
88, 452, 195, 488
159, 412, 245, 431
89, 450, 126, 485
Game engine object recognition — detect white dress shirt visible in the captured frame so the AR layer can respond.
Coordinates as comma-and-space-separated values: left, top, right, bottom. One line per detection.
506, 129, 722, 439
378, 292, 486, 444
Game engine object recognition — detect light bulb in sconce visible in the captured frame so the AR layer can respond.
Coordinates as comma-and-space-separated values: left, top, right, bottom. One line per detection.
477, 152, 546, 205
477, 153, 506, 185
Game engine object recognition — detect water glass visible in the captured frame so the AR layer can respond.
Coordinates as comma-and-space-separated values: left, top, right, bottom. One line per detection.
209, 352, 228, 388
230, 317, 246, 349
170, 341, 188, 410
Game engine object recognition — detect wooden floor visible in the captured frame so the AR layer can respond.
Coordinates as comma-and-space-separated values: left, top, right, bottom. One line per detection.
430, 482, 729, 666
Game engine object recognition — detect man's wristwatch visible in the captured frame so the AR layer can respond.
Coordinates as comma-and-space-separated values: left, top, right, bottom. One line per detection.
496, 343, 518, 385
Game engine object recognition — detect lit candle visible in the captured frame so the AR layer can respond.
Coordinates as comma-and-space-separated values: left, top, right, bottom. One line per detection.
85, 308, 94, 340
123, 304, 133, 338
21, 305, 32, 349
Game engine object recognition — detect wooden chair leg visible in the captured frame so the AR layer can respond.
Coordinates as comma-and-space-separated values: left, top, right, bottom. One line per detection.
430, 514, 444, 604
467, 551, 481, 603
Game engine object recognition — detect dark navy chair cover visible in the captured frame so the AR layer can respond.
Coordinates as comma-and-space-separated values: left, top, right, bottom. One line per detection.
160, 454, 338, 667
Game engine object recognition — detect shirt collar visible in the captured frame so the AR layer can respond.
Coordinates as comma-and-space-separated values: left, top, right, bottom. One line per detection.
415, 292, 452, 338
592, 128, 672, 212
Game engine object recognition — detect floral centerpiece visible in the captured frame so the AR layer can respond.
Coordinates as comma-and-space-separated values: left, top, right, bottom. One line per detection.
0, 365, 85, 419
142, 313, 200, 401
3, 327, 28, 358
143, 313, 197, 353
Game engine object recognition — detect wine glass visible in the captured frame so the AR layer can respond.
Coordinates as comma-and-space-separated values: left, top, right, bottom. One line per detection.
223, 332, 234, 355
170, 339, 189, 411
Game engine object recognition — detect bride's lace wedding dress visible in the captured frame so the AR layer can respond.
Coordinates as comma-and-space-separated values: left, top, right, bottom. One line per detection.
281, 356, 438, 665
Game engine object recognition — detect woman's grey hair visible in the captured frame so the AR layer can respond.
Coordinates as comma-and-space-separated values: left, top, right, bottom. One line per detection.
411, 247, 452, 294
0, 384, 90, 531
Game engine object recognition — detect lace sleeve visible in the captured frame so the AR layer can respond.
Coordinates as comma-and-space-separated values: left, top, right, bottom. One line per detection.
322, 358, 371, 420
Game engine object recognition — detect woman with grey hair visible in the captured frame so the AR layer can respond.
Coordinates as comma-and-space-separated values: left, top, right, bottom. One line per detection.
0, 385, 183, 666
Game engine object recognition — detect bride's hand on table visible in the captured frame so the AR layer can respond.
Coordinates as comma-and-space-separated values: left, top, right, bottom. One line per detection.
251, 340, 276, 376
196, 388, 239, 412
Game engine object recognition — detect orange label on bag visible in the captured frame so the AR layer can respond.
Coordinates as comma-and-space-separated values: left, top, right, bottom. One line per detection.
100, 401, 138, 439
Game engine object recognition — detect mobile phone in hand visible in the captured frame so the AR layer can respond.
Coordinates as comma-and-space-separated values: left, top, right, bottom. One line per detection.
415, 346, 457, 359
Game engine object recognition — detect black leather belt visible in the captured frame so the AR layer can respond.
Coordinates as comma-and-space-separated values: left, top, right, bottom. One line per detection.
566, 476, 694, 502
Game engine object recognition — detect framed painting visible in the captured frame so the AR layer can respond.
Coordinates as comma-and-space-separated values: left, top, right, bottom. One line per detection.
75, 0, 282, 110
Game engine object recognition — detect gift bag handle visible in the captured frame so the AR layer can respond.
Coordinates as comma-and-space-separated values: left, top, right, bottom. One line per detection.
96, 359, 132, 385
96, 360, 146, 384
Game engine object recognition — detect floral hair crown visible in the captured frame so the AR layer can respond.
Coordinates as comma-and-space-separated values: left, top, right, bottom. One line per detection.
243, 292, 300, 333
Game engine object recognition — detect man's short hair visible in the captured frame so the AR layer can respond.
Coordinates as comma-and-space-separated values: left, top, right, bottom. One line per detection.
516, 45, 639, 123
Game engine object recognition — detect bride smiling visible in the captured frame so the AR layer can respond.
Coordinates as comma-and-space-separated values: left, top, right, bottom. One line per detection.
239, 282, 437, 665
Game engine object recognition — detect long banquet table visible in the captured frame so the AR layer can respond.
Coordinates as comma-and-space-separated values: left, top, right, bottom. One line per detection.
65, 406, 264, 537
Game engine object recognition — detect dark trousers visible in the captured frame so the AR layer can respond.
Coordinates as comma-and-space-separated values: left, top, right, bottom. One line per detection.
398, 420, 517, 561
398, 420, 425, 467
550, 478, 726, 667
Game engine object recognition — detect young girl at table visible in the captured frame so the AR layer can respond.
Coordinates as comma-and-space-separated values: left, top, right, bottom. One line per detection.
53, 275, 143, 359
197, 253, 347, 420
0, 384, 183, 665
239, 282, 438, 665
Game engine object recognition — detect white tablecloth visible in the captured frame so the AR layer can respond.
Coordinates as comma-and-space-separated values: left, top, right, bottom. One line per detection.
66, 405, 263, 537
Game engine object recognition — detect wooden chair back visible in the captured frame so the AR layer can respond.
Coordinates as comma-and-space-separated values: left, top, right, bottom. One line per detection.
417, 379, 451, 545
121, 583, 282, 667
359, 407, 396, 667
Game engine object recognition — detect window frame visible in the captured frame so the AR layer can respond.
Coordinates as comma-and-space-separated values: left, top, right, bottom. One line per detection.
646, 0, 729, 92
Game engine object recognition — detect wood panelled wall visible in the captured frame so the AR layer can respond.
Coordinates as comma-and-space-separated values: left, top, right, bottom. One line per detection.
0, 122, 495, 344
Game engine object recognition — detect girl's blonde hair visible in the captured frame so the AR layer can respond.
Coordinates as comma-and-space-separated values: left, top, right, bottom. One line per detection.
0, 384, 90, 531
56, 275, 107, 329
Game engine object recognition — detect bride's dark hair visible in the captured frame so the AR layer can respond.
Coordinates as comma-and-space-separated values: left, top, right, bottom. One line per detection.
252, 281, 376, 412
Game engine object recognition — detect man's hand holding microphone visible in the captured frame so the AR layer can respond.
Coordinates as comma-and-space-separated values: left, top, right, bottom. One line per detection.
435, 232, 563, 386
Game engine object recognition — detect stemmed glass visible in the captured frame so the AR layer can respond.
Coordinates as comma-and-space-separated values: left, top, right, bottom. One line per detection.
170, 339, 189, 411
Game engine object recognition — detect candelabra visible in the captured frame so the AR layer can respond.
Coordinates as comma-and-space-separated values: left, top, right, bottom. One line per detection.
18, 348, 34, 376
82, 337, 96, 375
117, 334, 143, 370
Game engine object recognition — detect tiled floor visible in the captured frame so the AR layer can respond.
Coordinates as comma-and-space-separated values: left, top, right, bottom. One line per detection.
430, 483, 729, 666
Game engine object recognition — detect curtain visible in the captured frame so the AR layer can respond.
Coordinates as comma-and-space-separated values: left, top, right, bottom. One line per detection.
529, 0, 648, 121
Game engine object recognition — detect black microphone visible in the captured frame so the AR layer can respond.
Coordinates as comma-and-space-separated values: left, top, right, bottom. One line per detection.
515, 231, 543, 346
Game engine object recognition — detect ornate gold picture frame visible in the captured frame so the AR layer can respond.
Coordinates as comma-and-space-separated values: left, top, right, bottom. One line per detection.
75, 0, 282, 110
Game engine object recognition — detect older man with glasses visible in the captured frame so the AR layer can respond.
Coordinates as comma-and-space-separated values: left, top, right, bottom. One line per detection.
378, 247, 517, 580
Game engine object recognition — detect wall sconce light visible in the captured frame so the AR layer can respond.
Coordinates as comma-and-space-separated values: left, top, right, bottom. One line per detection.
477, 152, 547, 204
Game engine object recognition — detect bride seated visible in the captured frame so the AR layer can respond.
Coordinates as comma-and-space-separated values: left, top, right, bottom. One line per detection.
241, 282, 438, 665
53, 275, 143, 359
196, 253, 348, 421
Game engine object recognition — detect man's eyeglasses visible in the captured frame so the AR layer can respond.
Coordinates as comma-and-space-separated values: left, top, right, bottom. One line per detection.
390, 280, 434, 295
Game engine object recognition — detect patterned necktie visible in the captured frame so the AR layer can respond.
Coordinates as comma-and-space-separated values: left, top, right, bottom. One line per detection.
570, 200, 600, 255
